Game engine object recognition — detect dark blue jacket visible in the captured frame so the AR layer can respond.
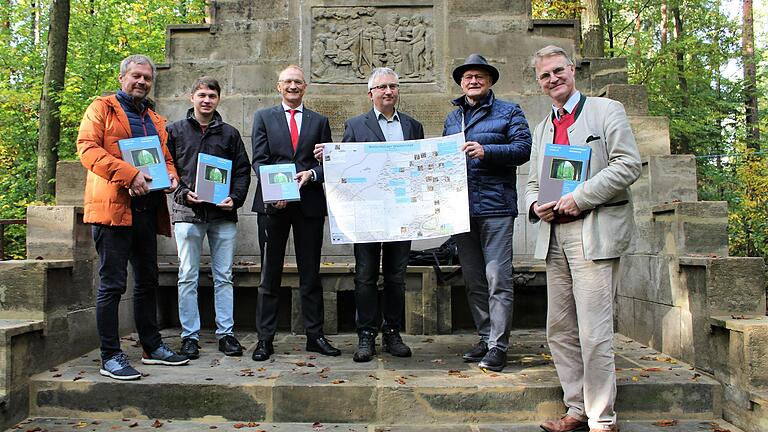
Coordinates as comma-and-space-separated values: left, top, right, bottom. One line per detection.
443, 90, 532, 217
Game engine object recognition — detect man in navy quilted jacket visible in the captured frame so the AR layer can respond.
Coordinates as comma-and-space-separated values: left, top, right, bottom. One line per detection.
443, 54, 532, 372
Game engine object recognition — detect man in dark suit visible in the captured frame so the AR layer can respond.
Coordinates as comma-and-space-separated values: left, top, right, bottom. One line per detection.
250, 64, 340, 361
315, 67, 424, 362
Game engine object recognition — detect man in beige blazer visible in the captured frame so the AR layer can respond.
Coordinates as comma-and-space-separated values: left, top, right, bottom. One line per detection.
525, 45, 642, 432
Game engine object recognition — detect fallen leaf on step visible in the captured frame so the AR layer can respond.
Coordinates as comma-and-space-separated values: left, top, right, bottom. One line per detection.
331, 379, 345, 384
653, 419, 678, 427
151, 419, 163, 428
128, 422, 138, 428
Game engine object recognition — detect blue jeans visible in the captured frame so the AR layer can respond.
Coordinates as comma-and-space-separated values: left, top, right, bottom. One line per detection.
353, 240, 411, 334
453, 216, 514, 351
174, 221, 237, 340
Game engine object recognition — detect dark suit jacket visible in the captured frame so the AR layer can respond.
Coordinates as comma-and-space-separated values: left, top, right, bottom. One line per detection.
342, 109, 425, 143
251, 105, 332, 217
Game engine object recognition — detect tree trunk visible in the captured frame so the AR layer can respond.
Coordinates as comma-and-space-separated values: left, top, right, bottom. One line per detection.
581, 0, 605, 57
36, 0, 70, 199
660, 0, 668, 48
743, 0, 760, 150
605, 6, 614, 56
31, 0, 40, 44
671, 4, 691, 155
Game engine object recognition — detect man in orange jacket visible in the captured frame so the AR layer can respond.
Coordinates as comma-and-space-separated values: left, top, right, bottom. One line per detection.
77, 54, 189, 381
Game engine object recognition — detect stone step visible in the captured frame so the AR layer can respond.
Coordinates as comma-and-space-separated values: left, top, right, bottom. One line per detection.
5, 417, 745, 432
29, 331, 722, 424
0, 319, 45, 398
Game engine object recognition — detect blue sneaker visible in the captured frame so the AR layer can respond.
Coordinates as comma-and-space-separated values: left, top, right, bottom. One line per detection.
100, 352, 141, 380
142, 342, 190, 366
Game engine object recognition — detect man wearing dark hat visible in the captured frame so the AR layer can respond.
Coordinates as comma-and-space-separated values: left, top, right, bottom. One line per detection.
443, 54, 532, 372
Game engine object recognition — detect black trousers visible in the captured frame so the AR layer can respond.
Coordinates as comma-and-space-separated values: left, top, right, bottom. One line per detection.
353, 240, 411, 334
256, 203, 325, 339
92, 208, 162, 360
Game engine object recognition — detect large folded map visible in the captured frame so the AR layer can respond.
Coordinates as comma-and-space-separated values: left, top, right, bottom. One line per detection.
322, 132, 470, 244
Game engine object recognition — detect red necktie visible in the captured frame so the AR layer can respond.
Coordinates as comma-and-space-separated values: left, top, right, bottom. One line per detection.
289, 109, 299, 151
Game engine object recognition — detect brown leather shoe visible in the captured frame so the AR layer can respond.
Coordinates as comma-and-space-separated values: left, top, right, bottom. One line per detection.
540, 415, 589, 432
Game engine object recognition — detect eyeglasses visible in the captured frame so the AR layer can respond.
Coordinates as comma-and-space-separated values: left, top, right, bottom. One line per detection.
536, 65, 571, 82
279, 78, 306, 86
369, 83, 400, 91
461, 74, 489, 82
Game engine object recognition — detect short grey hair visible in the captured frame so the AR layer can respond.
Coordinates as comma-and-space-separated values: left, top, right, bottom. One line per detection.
530, 45, 574, 69
120, 54, 156, 79
367, 67, 399, 90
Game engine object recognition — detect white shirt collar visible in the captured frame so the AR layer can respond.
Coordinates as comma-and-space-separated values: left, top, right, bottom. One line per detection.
552, 91, 581, 119
282, 103, 303, 113
373, 107, 400, 123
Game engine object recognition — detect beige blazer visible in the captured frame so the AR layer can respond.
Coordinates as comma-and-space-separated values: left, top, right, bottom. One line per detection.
525, 96, 642, 260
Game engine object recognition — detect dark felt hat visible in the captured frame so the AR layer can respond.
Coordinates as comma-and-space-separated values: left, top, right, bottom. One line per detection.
452, 53, 500, 85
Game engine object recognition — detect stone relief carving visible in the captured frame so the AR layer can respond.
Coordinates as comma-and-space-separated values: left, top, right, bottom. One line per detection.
311, 7, 435, 83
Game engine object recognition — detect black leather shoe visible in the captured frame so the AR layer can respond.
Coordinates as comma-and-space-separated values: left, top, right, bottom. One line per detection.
306, 336, 341, 356
180, 338, 200, 360
382, 328, 412, 357
353, 330, 376, 362
219, 335, 244, 356
462, 340, 488, 362
478, 347, 507, 372
251, 339, 274, 361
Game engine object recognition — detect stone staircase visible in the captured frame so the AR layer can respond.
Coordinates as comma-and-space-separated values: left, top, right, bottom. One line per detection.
19, 331, 733, 430
0, 1, 766, 431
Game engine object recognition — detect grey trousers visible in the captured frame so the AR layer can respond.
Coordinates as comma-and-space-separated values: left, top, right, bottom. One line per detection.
546, 220, 618, 430
453, 216, 514, 351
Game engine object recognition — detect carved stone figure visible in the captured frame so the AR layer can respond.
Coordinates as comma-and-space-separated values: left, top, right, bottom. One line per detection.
310, 7, 434, 83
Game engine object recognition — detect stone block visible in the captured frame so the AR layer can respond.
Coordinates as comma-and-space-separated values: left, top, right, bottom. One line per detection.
446, 0, 528, 16
629, 116, 671, 156
615, 294, 634, 337
169, 22, 298, 63
618, 254, 677, 306
26, 206, 94, 261
155, 63, 229, 99
641, 155, 698, 205
291, 287, 304, 335
32, 381, 269, 420
0, 261, 49, 318
583, 57, 628, 93
54, 161, 86, 206
231, 64, 283, 96
652, 202, 729, 257
702, 258, 766, 316
272, 372, 376, 422
599, 84, 649, 115
211, 0, 289, 23
631, 299, 682, 358
710, 317, 768, 391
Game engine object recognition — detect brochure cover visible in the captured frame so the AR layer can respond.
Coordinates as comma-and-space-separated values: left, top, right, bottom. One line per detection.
259, 163, 300, 203
538, 143, 591, 204
195, 153, 232, 204
118, 135, 171, 191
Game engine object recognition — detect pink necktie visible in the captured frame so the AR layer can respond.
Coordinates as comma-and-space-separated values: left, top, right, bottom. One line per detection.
289, 109, 299, 151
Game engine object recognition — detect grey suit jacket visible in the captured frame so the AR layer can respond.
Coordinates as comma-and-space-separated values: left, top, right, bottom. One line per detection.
525, 96, 642, 260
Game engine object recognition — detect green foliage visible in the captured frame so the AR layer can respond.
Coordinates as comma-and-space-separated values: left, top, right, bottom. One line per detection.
0, 0, 206, 259
532, 0, 581, 19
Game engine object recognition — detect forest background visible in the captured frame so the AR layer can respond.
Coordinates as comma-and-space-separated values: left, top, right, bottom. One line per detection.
0, 0, 765, 263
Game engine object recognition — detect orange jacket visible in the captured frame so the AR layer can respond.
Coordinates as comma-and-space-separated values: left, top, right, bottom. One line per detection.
76, 94, 178, 236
